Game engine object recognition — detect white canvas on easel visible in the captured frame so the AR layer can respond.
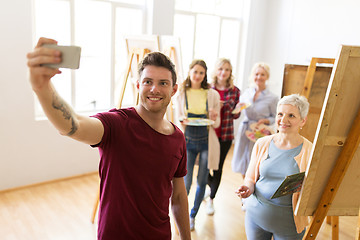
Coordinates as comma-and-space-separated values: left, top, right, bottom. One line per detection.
159, 35, 185, 123
114, 35, 160, 108
125, 35, 160, 78
159, 35, 184, 84
125, 35, 160, 53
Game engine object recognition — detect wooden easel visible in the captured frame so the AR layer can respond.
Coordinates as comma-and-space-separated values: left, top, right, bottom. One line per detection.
294, 46, 360, 240
282, 57, 360, 239
117, 48, 151, 108
307, 58, 341, 239
301, 57, 356, 240
163, 46, 180, 234
303, 105, 360, 239
301, 57, 341, 239
91, 47, 150, 224
163, 47, 178, 69
357, 209, 360, 240
301, 58, 335, 98
163, 46, 178, 123
282, 59, 334, 143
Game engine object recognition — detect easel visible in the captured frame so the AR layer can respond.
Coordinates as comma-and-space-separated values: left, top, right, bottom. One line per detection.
301, 58, 335, 98
357, 209, 360, 239
91, 47, 150, 224
117, 48, 151, 108
162, 46, 181, 235
282, 59, 334, 143
282, 57, 359, 239
163, 46, 178, 123
302, 58, 342, 238
303, 104, 360, 239
294, 46, 360, 240
301, 58, 342, 239
163, 47, 178, 69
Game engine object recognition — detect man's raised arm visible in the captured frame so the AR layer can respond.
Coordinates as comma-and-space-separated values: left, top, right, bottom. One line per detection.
27, 37, 103, 145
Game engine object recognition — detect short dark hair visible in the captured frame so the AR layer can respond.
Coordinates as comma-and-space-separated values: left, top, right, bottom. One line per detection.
138, 52, 177, 86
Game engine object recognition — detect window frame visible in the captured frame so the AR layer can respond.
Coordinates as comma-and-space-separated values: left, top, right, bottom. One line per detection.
174, 3, 243, 83
32, 0, 146, 117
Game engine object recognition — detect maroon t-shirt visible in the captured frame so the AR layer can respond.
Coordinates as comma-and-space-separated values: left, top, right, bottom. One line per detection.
91, 107, 187, 240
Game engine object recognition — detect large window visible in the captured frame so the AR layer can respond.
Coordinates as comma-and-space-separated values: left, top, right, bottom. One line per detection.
33, 0, 145, 115
33, 0, 244, 116
174, 0, 243, 80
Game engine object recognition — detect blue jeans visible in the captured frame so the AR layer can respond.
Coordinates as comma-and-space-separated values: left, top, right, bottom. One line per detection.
184, 125, 209, 219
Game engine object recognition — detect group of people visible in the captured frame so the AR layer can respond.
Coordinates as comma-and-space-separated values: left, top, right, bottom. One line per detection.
27, 37, 312, 240
175, 57, 280, 232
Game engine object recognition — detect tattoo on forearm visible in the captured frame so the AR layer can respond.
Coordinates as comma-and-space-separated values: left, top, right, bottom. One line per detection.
52, 93, 78, 136
66, 118, 78, 136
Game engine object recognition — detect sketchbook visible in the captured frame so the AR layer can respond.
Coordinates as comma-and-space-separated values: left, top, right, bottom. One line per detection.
271, 172, 305, 199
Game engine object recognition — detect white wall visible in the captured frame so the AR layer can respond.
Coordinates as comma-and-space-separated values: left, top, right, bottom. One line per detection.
0, 0, 99, 191
242, 0, 360, 97
147, 0, 175, 35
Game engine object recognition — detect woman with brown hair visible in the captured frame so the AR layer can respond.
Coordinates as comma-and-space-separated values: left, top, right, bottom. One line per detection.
175, 59, 220, 230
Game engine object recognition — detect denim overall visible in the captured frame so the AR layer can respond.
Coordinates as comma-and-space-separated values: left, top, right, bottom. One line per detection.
183, 90, 209, 218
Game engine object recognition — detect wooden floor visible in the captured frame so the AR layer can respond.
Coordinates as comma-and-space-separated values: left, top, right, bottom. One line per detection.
0, 146, 358, 240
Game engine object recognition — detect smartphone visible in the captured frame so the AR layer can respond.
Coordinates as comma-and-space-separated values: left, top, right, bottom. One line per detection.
42, 44, 81, 69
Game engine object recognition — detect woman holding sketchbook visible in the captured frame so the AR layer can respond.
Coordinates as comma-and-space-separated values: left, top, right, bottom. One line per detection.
236, 94, 313, 240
